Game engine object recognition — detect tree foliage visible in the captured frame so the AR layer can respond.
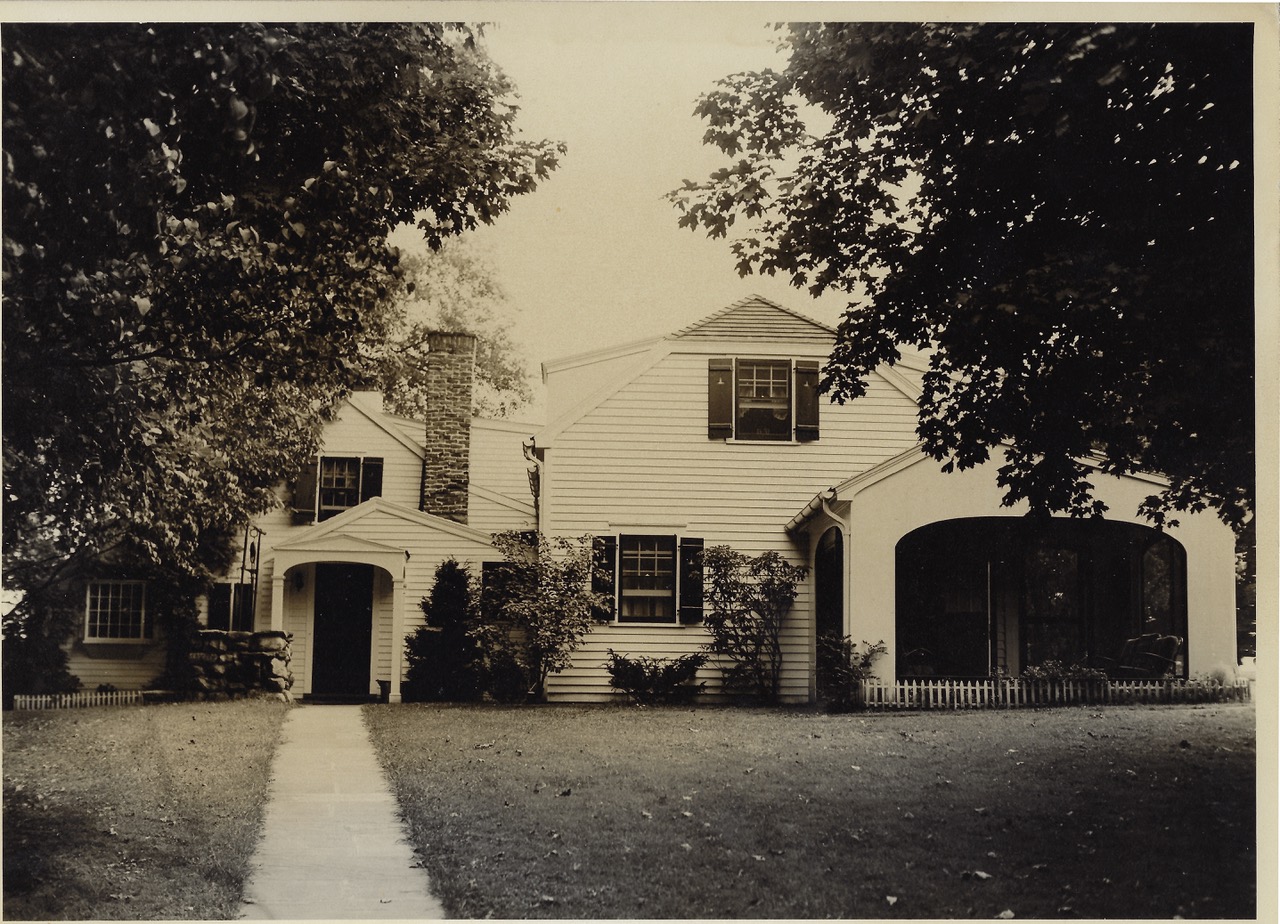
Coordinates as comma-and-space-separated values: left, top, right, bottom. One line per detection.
671, 23, 1253, 529
487, 532, 609, 701
404, 558, 484, 702
365, 241, 534, 420
2, 24, 562, 630
701, 545, 807, 703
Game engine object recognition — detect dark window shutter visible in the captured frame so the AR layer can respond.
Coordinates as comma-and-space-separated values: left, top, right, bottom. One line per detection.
708, 358, 734, 439
207, 584, 231, 631
592, 535, 617, 621
360, 457, 384, 501
795, 360, 820, 442
678, 537, 704, 624
232, 583, 256, 632
291, 460, 318, 525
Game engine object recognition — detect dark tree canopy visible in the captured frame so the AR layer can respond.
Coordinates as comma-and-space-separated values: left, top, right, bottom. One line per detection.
671, 22, 1253, 530
2, 23, 562, 617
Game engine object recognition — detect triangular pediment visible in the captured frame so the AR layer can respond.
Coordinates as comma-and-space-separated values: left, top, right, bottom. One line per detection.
272, 532, 405, 555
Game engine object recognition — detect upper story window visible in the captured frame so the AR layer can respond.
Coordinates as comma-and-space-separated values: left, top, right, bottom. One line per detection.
85, 581, 152, 642
708, 358, 820, 442
291, 456, 383, 524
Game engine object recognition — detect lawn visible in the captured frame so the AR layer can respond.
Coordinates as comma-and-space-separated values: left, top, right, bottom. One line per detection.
366, 702, 1256, 919
3, 700, 290, 921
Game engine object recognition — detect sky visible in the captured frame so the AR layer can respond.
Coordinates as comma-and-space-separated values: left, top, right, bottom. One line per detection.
390, 4, 856, 413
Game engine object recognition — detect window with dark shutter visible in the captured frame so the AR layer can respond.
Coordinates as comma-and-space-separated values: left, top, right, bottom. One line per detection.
591, 535, 617, 621
208, 582, 255, 631
708, 358, 734, 439
794, 360, 820, 442
619, 535, 677, 623
736, 359, 792, 440
678, 537, 704, 624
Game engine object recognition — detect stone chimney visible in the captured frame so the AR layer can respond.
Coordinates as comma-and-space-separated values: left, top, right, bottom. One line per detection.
421, 331, 476, 523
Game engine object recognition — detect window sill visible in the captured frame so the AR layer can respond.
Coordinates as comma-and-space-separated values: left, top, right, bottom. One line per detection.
720, 437, 802, 445
612, 621, 697, 628
82, 637, 157, 645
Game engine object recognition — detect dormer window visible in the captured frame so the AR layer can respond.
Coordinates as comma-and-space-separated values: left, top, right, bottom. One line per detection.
708, 358, 820, 442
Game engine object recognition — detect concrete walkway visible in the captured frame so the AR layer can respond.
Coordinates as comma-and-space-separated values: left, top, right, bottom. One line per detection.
239, 705, 445, 920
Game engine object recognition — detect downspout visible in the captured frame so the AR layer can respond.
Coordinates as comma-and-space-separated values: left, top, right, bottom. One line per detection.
522, 436, 542, 531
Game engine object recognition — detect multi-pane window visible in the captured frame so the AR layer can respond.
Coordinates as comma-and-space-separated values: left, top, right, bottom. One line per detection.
736, 360, 792, 440
619, 536, 677, 622
292, 456, 383, 523
319, 457, 362, 516
85, 581, 151, 641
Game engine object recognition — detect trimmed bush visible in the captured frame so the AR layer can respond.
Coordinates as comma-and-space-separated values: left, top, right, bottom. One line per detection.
605, 650, 707, 704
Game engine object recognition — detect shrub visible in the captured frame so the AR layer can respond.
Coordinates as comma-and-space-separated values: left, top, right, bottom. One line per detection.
605, 649, 707, 704
404, 559, 483, 702
487, 531, 611, 701
816, 636, 886, 712
701, 545, 807, 703
1020, 660, 1109, 683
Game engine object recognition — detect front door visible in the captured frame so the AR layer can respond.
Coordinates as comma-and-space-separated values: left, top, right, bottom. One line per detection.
311, 563, 374, 698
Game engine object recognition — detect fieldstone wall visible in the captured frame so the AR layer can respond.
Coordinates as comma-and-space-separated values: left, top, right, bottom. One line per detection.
187, 629, 294, 700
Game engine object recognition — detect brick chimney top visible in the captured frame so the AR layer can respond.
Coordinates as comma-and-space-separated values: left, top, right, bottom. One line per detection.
421, 331, 476, 523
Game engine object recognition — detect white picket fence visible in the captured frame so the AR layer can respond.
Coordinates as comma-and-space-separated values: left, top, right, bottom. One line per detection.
11, 689, 144, 711
859, 677, 1252, 710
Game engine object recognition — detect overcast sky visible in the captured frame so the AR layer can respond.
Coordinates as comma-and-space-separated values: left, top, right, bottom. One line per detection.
392, 4, 855, 411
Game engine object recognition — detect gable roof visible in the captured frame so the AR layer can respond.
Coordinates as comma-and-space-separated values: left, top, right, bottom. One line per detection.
537, 295, 920, 447
671, 295, 836, 341
343, 397, 425, 459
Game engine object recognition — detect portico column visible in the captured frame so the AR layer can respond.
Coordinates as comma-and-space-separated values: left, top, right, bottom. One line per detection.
389, 576, 406, 703
270, 574, 286, 632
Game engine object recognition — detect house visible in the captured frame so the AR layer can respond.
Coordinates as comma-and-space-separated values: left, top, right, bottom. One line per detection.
63, 297, 1239, 703
532, 296, 1239, 701
64, 332, 537, 702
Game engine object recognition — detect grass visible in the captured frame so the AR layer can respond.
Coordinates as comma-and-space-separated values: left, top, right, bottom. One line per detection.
365, 702, 1256, 919
3, 699, 290, 921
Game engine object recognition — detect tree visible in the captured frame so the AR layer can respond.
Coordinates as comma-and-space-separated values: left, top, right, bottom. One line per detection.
701, 545, 807, 703
365, 241, 534, 420
670, 23, 1253, 530
404, 559, 484, 702
487, 532, 609, 701
3, 24, 563, 644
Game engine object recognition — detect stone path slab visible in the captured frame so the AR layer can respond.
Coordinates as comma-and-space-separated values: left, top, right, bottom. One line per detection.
239, 705, 444, 920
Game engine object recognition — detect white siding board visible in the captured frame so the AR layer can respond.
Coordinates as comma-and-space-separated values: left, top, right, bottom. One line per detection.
542, 344, 919, 702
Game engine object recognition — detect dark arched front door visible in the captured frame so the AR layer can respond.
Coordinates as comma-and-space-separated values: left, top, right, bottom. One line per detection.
311, 562, 374, 698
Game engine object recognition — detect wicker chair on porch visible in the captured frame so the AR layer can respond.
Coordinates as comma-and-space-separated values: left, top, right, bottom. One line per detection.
1103, 633, 1184, 679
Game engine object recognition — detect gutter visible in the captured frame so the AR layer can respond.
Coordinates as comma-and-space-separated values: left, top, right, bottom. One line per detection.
785, 487, 838, 534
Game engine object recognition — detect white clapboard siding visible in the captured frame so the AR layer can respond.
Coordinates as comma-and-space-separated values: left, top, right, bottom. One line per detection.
470, 418, 540, 503
541, 328, 921, 702
64, 643, 167, 693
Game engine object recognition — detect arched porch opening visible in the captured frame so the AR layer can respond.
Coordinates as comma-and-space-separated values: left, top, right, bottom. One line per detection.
895, 517, 1187, 679
813, 526, 845, 695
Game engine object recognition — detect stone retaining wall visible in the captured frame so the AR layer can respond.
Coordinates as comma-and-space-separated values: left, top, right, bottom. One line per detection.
187, 629, 294, 700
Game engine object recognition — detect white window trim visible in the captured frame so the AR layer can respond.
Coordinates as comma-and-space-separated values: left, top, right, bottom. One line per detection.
612, 533, 683, 627
84, 580, 152, 644
312, 454, 380, 521
732, 357, 797, 442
